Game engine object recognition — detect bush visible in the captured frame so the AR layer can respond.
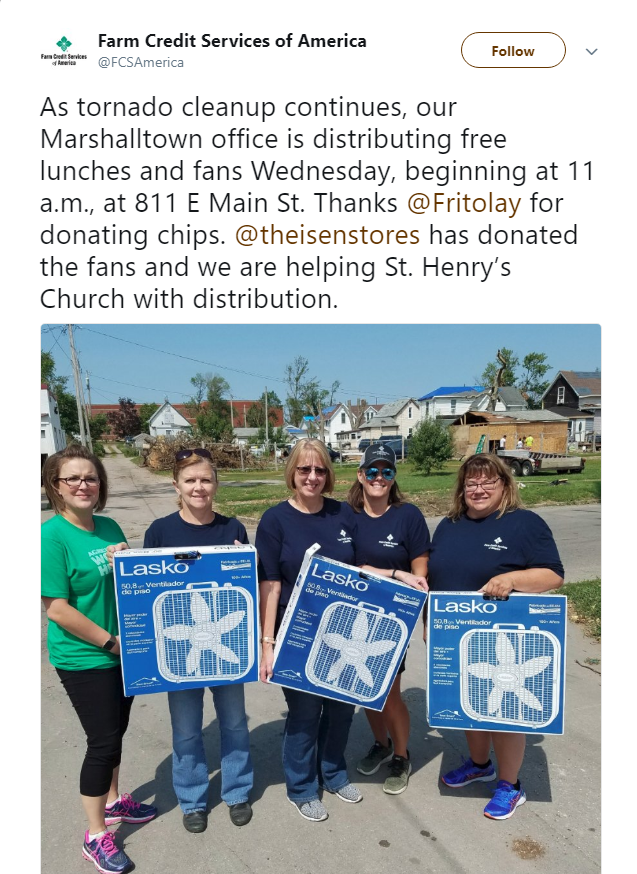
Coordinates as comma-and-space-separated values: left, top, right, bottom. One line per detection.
410, 417, 454, 475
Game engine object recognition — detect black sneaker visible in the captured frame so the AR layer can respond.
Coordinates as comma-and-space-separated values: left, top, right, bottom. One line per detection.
383, 754, 412, 795
356, 740, 394, 775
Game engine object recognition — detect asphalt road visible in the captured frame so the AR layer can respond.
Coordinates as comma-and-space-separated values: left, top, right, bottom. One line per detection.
41, 455, 602, 874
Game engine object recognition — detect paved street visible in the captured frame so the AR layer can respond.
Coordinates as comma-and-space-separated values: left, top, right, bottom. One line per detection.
41, 455, 601, 874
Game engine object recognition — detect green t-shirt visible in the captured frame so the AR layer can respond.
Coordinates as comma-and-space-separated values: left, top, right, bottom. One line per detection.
41, 514, 126, 670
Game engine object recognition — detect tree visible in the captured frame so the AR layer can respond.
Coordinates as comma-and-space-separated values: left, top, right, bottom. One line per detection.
517, 353, 551, 409
284, 356, 312, 426
41, 350, 78, 435
410, 418, 454, 475
478, 347, 518, 388
107, 398, 141, 439
246, 391, 282, 428
138, 402, 160, 433
88, 414, 109, 443
187, 373, 233, 441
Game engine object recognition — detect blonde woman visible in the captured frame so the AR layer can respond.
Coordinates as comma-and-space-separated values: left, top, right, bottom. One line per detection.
142, 448, 254, 832
256, 439, 361, 822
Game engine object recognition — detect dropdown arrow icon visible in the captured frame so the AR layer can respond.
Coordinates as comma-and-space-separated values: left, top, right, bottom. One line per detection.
586, 48, 598, 54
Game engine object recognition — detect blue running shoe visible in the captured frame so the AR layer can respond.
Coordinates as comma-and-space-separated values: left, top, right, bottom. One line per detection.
82, 831, 133, 874
484, 780, 527, 820
105, 793, 157, 825
441, 758, 496, 788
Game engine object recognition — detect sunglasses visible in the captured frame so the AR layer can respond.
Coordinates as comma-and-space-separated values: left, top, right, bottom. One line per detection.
175, 448, 213, 462
296, 465, 328, 476
364, 467, 396, 481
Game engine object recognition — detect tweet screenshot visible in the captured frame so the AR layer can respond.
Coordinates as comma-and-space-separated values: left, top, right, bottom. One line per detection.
11, 1, 622, 872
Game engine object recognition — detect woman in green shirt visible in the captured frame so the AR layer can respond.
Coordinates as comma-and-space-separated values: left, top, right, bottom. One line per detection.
41, 445, 157, 874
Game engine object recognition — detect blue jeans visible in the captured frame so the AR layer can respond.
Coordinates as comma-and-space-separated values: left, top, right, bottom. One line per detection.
167, 684, 253, 812
282, 687, 354, 802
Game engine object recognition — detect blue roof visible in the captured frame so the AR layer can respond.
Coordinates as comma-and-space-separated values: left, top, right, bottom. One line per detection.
418, 386, 484, 401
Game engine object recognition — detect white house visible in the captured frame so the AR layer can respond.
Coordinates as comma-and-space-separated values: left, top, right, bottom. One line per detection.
148, 402, 193, 438
41, 384, 66, 466
418, 386, 527, 421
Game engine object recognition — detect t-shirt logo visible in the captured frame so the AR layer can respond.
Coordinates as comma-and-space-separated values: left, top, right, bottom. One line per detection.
484, 536, 508, 552
378, 532, 397, 548
88, 547, 111, 577
337, 529, 352, 543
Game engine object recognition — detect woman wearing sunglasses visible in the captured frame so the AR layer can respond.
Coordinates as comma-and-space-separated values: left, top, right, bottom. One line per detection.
141, 448, 254, 833
41, 445, 157, 874
428, 454, 563, 820
345, 444, 430, 796
256, 438, 361, 823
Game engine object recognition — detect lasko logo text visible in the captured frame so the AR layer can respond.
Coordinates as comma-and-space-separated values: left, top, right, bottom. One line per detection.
118, 560, 190, 576
434, 600, 497, 613
310, 562, 368, 591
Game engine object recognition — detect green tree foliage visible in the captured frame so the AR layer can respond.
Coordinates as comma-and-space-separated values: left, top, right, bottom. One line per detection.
88, 414, 109, 442
284, 356, 311, 426
517, 353, 551, 409
246, 390, 282, 428
138, 403, 160, 433
41, 350, 79, 435
106, 398, 141, 439
479, 347, 519, 388
410, 417, 454, 475
188, 373, 233, 441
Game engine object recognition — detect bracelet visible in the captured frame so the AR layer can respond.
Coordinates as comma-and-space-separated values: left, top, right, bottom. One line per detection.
391, 569, 398, 580
261, 636, 277, 645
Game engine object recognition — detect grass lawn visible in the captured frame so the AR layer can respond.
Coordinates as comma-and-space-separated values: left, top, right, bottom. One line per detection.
559, 578, 601, 640
119, 454, 600, 524
213, 456, 601, 522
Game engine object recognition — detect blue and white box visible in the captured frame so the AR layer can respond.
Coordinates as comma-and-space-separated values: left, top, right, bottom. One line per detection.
270, 544, 427, 711
427, 592, 567, 734
113, 545, 259, 696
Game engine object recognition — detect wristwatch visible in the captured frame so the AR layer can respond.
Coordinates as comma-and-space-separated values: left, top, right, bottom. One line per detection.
102, 637, 117, 651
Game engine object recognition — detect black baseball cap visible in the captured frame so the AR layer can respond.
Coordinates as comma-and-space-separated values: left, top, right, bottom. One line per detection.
359, 444, 397, 469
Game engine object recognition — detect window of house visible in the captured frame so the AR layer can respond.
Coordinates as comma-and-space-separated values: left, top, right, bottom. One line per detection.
41, 429, 45, 438
408, 406, 412, 419
408, 427, 413, 436
341, 412, 346, 424
450, 399, 457, 414
425, 401, 430, 417
557, 386, 565, 404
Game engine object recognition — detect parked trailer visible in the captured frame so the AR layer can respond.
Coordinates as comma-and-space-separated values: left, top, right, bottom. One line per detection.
496, 449, 586, 476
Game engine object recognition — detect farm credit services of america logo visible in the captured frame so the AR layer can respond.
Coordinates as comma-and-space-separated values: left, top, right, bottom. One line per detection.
42, 36, 88, 66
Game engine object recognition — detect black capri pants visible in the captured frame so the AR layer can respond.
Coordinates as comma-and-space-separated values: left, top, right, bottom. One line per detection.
56, 665, 134, 797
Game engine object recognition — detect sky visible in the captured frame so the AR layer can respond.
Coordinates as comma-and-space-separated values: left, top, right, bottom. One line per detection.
41, 323, 601, 408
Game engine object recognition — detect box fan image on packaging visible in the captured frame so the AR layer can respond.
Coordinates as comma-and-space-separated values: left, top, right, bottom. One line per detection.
113, 546, 259, 696
271, 544, 427, 710
427, 592, 566, 734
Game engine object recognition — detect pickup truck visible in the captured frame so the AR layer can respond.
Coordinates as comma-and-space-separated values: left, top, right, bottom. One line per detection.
496, 449, 585, 476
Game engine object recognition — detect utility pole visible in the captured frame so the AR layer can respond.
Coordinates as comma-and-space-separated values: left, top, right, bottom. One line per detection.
264, 386, 270, 452
85, 373, 92, 418
67, 324, 89, 449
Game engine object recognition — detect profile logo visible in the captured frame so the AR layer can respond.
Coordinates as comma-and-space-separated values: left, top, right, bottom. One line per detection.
56, 36, 72, 52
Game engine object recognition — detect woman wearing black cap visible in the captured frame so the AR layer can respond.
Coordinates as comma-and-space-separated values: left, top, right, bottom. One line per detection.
345, 444, 430, 795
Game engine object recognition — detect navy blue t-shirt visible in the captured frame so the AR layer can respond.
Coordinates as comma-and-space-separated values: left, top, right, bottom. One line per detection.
143, 511, 249, 549
344, 502, 431, 572
428, 509, 564, 592
255, 498, 356, 608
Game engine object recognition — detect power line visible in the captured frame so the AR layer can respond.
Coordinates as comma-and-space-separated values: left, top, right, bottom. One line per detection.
77, 326, 405, 402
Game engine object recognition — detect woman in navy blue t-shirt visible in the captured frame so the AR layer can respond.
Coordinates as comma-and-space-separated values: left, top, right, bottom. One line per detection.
345, 444, 430, 796
256, 439, 361, 823
142, 449, 254, 834
428, 454, 564, 821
